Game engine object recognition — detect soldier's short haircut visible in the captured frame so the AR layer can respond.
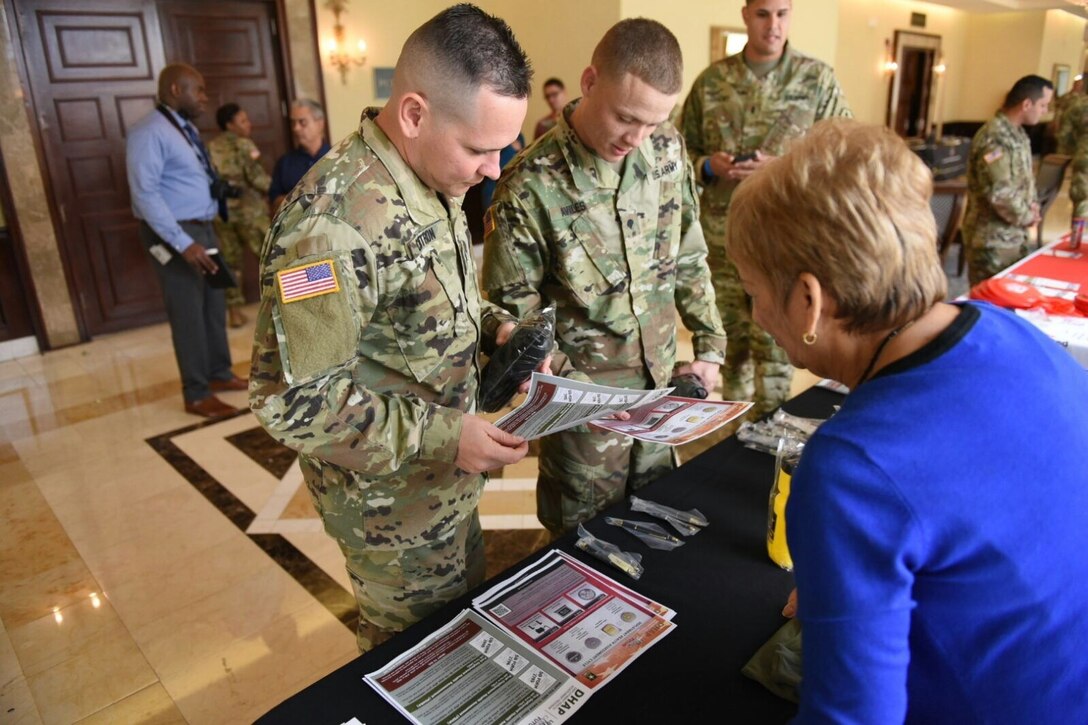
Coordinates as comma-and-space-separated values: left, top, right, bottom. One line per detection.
397, 3, 532, 111
592, 18, 682, 95
543, 77, 564, 90
291, 98, 325, 121
728, 119, 946, 335
1003, 75, 1054, 109
216, 103, 241, 131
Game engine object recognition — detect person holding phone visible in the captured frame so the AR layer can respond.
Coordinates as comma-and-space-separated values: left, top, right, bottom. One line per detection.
680, 0, 850, 420
125, 63, 248, 418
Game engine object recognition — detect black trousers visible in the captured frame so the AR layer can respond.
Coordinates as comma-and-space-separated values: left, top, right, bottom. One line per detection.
140, 221, 233, 402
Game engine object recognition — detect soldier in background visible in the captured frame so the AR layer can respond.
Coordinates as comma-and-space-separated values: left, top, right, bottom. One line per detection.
1052, 77, 1083, 156
249, 4, 533, 652
483, 19, 726, 535
680, 0, 849, 419
533, 77, 566, 139
1060, 82, 1088, 240
964, 75, 1052, 286
208, 103, 271, 327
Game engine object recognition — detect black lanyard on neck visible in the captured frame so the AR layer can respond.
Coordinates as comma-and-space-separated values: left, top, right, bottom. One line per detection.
156, 104, 215, 182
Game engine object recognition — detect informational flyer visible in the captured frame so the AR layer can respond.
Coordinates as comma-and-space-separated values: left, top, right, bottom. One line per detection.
471, 550, 675, 690
589, 396, 752, 446
365, 551, 676, 725
364, 609, 589, 725
496, 373, 751, 445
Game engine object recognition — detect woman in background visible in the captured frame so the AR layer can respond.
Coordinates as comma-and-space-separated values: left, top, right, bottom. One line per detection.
728, 119, 1088, 723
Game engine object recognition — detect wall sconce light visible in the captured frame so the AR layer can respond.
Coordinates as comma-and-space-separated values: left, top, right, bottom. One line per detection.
883, 39, 898, 75
323, 0, 367, 85
933, 56, 947, 75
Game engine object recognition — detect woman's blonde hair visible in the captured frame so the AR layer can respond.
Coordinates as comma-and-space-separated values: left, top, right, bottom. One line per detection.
727, 119, 947, 334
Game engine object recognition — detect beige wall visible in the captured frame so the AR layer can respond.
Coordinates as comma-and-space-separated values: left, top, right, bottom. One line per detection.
619, 0, 838, 102
836, 0, 967, 126
490, 0, 620, 142
1039, 8, 1087, 96
315, 0, 619, 144
959, 11, 1046, 119
315, 0, 452, 143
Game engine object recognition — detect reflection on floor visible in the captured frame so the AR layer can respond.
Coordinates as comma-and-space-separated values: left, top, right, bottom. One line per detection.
0, 180, 1071, 723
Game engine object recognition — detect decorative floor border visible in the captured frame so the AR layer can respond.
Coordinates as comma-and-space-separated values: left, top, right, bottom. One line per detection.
145, 412, 359, 634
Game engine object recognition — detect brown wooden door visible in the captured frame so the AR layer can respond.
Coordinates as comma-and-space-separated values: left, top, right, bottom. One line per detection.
11, 0, 289, 335
159, 0, 289, 300
13, 0, 169, 335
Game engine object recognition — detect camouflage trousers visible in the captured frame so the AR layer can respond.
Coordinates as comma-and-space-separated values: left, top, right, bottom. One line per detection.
213, 218, 266, 308
338, 510, 484, 652
538, 424, 675, 535
708, 245, 792, 419
963, 228, 1030, 287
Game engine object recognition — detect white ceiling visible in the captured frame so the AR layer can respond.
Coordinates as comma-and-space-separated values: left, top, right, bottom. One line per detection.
921, 0, 1085, 16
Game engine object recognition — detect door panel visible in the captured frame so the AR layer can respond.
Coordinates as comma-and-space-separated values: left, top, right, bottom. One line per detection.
159, 2, 288, 181
160, 0, 289, 300
12, 0, 289, 335
15, 0, 166, 335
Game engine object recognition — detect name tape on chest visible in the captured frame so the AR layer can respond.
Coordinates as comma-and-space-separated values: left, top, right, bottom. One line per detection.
983, 148, 1004, 164
652, 160, 678, 180
277, 260, 340, 303
412, 226, 437, 254
560, 201, 587, 217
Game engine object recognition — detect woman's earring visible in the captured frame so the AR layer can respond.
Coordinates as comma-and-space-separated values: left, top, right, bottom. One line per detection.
802, 331, 817, 345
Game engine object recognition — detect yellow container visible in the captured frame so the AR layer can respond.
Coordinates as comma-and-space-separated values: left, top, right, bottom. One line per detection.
767, 459, 793, 571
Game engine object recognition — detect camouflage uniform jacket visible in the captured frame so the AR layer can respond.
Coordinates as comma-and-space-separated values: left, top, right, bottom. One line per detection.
483, 102, 726, 389
1055, 91, 1085, 157
964, 111, 1036, 246
208, 131, 271, 226
680, 44, 851, 215
1063, 95, 1088, 217
250, 109, 516, 550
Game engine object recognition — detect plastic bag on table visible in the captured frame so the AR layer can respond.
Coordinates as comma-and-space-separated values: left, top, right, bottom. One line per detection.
605, 517, 685, 550
629, 496, 708, 536
478, 306, 555, 412
574, 524, 644, 579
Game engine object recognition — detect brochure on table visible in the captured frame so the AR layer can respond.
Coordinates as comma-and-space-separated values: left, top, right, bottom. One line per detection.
364, 550, 675, 725
496, 372, 752, 445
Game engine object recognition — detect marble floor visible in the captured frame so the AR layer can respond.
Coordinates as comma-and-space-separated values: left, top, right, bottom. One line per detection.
0, 179, 1071, 724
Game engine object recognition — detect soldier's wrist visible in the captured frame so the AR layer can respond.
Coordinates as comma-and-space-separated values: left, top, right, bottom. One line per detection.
702, 158, 715, 181
419, 405, 463, 463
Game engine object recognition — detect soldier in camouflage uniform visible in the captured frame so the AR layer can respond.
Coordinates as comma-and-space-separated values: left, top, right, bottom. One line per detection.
1063, 90, 1088, 226
1052, 78, 1083, 156
208, 103, 271, 327
964, 75, 1052, 287
484, 19, 727, 534
249, 5, 533, 652
681, 0, 850, 418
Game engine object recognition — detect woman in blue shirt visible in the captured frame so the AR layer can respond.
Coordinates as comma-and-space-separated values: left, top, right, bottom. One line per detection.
727, 119, 1088, 723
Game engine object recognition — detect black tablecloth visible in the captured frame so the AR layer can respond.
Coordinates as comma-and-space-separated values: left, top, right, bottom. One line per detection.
259, 386, 844, 724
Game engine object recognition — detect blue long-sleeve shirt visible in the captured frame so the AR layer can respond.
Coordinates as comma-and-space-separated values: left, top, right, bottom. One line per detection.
125, 105, 216, 253
268, 142, 331, 202
790, 302, 1088, 723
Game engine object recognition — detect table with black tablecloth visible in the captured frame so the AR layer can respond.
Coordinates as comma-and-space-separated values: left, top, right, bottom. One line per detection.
259, 386, 845, 724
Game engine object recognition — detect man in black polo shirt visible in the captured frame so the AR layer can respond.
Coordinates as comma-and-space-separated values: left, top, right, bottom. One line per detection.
269, 98, 331, 213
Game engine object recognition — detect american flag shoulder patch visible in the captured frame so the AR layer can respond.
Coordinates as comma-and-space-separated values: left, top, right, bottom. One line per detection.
277, 259, 340, 304
983, 148, 1003, 164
